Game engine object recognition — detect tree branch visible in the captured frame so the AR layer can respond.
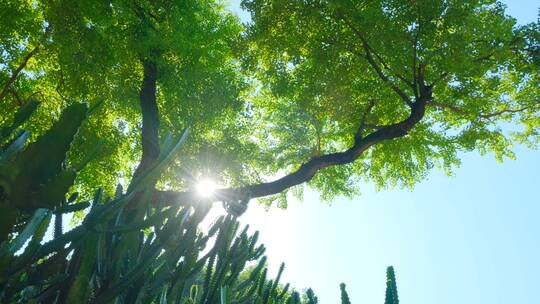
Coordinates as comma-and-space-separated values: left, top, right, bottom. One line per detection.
479, 107, 532, 119
9, 89, 23, 107
411, 28, 420, 98
429, 101, 532, 119
369, 44, 415, 89
337, 12, 414, 107
156, 92, 431, 205
355, 98, 376, 141
132, 58, 160, 180
0, 47, 38, 103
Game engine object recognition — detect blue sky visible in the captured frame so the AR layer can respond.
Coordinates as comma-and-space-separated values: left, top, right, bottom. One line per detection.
229, 1, 540, 303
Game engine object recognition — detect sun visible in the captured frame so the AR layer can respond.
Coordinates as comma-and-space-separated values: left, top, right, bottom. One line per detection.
196, 179, 217, 198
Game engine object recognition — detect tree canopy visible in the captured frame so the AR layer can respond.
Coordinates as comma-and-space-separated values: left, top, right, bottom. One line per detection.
239, 0, 539, 201
1, 0, 538, 206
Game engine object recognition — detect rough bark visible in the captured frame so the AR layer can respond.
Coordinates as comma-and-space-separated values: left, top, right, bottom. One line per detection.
132, 59, 160, 181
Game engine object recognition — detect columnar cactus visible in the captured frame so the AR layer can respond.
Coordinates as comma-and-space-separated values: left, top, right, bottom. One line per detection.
384, 266, 399, 304
340, 283, 351, 304
0, 102, 400, 303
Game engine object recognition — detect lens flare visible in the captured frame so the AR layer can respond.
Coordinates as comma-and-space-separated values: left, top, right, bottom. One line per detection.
196, 179, 217, 198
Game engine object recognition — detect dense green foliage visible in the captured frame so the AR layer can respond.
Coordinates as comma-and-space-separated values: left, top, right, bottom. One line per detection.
1, 0, 537, 205
0, 0, 538, 302
0, 0, 256, 198
242, 0, 539, 200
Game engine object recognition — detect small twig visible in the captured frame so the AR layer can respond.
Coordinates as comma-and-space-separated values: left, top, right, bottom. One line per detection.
429, 101, 533, 120
355, 99, 376, 141
9, 89, 23, 107
412, 27, 421, 98
337, 12, 414, 107
431, 72, 449, 87
363, 123, 386, 130
478, 106, 533, 119
0, 47, 38, 103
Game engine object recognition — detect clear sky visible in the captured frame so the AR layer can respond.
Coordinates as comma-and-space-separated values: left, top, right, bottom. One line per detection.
227, 1, 540, 303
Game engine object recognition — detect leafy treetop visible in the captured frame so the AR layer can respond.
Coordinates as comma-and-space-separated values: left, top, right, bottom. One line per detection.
235, 0, 539, 203
0, 0, 538, 206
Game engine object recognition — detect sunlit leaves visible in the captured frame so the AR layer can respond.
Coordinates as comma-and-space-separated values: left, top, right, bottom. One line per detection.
0, 0, 253, 199
242, 0, 539, 202
1, 0, 538, 206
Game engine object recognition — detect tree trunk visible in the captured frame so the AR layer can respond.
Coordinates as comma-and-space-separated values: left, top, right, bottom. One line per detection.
132, 59, 160, 181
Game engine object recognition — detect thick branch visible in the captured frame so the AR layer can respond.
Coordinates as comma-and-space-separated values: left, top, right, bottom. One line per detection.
0, 47, 38, 103
132, 59, 160, 180
156, 93, 430, 205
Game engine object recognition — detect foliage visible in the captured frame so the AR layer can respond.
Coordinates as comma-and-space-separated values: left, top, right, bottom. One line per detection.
0, 0, 259, 199
0, 100, 88, 241
304, 288, 318, 304
241, 0, 539, 201
0, 0, 538, 302
1, 1, 537, 206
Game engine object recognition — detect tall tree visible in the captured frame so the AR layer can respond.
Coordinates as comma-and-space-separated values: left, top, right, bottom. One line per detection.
156, 0, 539, 208
0, 1, 538, 207
0, 0, 538, 303
1, 0, 251, 199
199, 0, 538, 204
